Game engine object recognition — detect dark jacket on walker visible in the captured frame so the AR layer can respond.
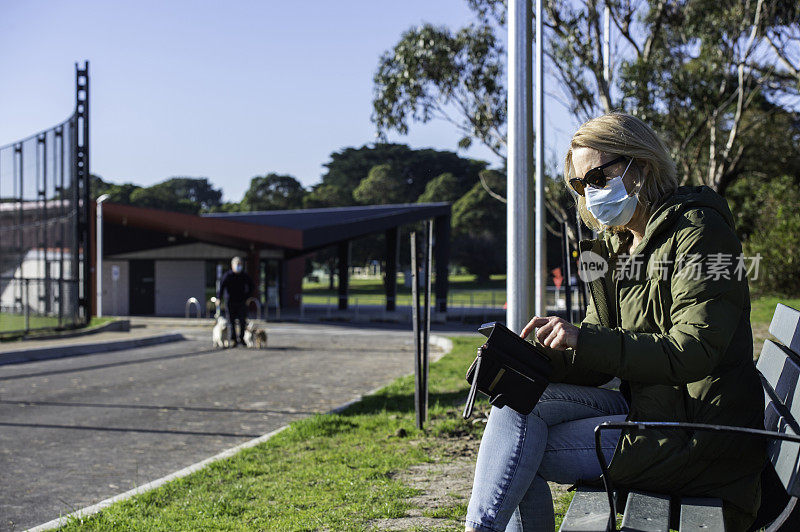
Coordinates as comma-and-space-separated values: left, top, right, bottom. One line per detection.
218, 270, 253, 306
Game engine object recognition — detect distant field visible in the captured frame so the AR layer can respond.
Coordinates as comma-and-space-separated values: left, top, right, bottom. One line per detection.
301, 273, 509, 307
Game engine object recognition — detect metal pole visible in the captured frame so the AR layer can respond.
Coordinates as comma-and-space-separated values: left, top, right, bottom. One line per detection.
535, 0, 547, 318
603, 5, 611, 86
410, 232, 423, 429
562, 221, 573, 323
96, 194, 109, 317
507, 0, 535, 333
575, 210, 589, 321
422, 220, 433, 425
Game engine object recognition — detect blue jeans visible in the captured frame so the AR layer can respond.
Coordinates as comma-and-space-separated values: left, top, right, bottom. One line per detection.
465, 383, 629, 532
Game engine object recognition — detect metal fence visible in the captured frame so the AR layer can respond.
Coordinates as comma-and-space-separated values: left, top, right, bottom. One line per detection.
0, 63, 90, 336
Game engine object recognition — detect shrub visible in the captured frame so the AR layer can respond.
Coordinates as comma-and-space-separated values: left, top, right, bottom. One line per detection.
730, 175, 800, 297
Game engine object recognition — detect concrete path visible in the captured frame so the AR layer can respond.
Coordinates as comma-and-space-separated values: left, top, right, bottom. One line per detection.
0, 323, 438, 531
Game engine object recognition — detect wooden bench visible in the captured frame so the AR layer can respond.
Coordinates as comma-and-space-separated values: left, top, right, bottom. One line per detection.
559, 303, 800, 532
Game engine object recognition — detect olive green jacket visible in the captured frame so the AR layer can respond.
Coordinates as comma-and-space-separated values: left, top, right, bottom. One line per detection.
554, 185, 765, 527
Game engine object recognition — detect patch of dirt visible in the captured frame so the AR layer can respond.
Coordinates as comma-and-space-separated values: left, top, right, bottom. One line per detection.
752, 322, 770, 360
368, 434, 571, 531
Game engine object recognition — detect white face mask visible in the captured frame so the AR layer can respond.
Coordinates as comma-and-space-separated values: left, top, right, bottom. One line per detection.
233, 264, 243, 273
584, 158, 639, 227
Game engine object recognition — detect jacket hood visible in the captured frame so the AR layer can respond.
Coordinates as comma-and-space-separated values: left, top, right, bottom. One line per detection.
648, 185, 734, 232
605, 185, 735, 256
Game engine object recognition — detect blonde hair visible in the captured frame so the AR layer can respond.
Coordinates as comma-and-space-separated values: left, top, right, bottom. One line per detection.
564, 112, 678, 232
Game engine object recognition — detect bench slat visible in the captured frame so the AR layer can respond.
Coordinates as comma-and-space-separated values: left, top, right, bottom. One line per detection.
559, 487, 611, 532
679, 497, 724, 532
620, 491, 669, 532
769, 303, 800, 354
763, 398, 800, 497
757, 338, 800, 497
757, 339, 800, 406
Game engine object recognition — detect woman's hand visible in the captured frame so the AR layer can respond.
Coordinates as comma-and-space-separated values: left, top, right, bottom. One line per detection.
520, 316, 579, 351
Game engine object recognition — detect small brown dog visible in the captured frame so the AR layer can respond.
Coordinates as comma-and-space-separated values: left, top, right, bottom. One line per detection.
243, 322, 268, 349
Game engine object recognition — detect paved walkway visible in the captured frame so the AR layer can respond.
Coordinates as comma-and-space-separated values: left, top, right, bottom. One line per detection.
0, 322, 444, 531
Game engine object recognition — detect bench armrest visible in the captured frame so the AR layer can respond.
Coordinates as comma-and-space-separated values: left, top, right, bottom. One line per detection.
592, 421, 800, 532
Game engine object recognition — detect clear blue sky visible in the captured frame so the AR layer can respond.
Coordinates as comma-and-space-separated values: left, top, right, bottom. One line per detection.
0, 0, 574, 202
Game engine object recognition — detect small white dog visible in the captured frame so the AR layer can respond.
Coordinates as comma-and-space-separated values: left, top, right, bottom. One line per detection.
243, 322, 268, 349
212, 316, 230, 348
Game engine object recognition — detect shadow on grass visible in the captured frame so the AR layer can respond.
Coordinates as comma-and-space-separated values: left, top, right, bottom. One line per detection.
340, 389, 470, 417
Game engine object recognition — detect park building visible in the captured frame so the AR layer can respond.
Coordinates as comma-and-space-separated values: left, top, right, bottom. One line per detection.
93, 202, 451, 318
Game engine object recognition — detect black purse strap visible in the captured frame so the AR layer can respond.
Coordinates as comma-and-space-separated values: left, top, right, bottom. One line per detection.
462, 349, 483, 420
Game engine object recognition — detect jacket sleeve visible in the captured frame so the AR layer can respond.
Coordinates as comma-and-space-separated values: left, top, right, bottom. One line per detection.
547, 295, 614, 386
573, 208, 746, 385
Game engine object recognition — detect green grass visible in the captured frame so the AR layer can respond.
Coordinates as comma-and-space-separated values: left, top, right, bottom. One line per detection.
0, 315, 115, 341
750, 296, 800, 325
0, 313, 62, 334
423, 503, 469, 519
302, 273, 510, 307
58, 336, 490, 531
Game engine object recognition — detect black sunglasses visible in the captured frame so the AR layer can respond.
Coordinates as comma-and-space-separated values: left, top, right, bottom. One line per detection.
569, 156, 627, 196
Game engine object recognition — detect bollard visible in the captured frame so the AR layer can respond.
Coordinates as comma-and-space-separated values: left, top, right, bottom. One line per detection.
246, 297, 262, 321
185, 297, 201, 319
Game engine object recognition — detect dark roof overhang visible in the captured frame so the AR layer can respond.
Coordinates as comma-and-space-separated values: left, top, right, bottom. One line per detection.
103, 203, 303, 250
103, 202, 451, 256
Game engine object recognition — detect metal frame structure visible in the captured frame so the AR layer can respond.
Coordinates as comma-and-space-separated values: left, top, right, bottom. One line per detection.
0, 62, 90, 336
74, 61, 91, 321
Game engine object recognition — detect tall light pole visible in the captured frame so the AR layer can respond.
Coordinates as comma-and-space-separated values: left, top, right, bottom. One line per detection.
604, 4, 611, 86
534, 0, 547, 317
96, 194, 109, 317
507, 0, 535, 333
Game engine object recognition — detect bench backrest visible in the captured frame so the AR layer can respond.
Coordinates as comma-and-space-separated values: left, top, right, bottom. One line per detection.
756, 303, 800, 496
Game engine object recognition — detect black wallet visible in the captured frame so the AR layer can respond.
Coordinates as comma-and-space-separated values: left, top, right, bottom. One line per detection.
462, 321, 553, 419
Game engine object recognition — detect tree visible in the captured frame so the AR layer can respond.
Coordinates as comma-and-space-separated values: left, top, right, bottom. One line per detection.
304, 143, 487, 208
92, 175, 141, 204
92, 175, 224, 214
728, 174, 800, 296
417, 172, 472, 203
159, 177, 222, 211
241, 173, 306, 211
129, 184, 199, 214
302, 183, 354, 209
373, 24, 506, 160
353, 164, 407, 205
451, 169, 507, 281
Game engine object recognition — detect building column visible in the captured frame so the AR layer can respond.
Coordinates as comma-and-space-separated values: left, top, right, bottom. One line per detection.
385, 227, 399, 311
337, 241, 350, 310
434, 214, 450, 313
281, 255, 305, 308
246, 248, 259, 300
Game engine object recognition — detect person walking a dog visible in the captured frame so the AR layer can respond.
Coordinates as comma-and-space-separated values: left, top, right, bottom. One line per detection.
218, 256, 254, 347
